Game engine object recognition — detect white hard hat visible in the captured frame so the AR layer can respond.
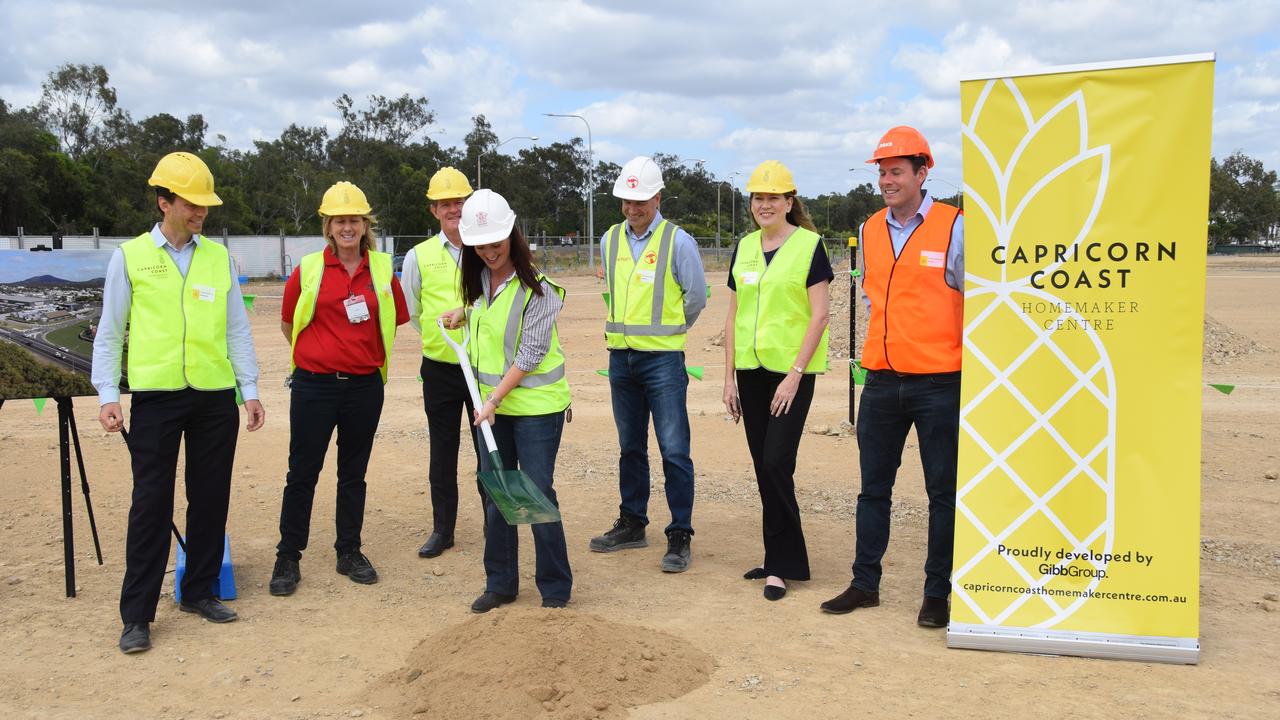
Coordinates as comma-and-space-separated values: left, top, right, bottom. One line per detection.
459, 189, 517, 246
613, 156, 664, 201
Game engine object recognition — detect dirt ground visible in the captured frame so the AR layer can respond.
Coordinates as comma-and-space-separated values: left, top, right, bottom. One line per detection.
1, 256, 1277, 719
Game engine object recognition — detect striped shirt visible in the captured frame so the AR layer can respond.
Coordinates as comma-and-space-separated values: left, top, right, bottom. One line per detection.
478, 269, 563, 372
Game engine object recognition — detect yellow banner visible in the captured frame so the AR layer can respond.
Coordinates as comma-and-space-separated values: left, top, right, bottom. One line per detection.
950, 56, 1213, 662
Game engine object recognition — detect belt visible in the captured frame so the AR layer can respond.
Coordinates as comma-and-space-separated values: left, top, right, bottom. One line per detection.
291, 368, 380, 382
866, 368, 961, 380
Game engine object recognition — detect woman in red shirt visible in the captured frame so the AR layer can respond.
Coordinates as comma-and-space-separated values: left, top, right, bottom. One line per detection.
269, 181, 409, 596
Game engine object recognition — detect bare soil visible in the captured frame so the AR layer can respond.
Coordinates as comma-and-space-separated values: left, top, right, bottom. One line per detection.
1, 256, 1276, 719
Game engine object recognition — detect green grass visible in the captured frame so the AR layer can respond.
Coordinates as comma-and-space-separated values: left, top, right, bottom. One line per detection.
45, 321, 94, 357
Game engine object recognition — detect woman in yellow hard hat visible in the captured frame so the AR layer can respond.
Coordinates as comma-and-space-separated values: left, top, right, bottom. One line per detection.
269, 181, 409, 596
440, 189, 573, 613
722, 160, 832, 601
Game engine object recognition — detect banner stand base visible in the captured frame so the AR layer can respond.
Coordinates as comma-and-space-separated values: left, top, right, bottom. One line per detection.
947, 623, 1199, 665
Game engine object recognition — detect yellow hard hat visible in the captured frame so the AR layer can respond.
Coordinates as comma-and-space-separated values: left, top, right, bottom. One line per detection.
148, 151, 222, 206
745, 160, 796, 194
426, 167, 473, 201
318, 181, 372, 217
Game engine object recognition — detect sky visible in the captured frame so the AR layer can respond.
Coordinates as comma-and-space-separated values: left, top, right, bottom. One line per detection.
1, 0, 1277, 197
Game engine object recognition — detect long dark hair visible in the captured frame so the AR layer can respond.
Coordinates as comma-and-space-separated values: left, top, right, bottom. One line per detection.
460, 224, 543, 306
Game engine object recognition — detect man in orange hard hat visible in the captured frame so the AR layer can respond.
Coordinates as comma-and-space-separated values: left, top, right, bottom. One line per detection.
820, 126, 964, 628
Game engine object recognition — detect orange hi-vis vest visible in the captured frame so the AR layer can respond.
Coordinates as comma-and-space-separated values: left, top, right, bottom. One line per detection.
861, 202, 963, 374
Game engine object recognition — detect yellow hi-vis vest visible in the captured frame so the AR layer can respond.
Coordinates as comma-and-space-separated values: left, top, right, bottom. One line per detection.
120, 233, 236, 391
468, 273, 571, 416
603, 220, 688, 351
290, 250, 397, 383
731, 228, 830, 373
414, 234, 465, 362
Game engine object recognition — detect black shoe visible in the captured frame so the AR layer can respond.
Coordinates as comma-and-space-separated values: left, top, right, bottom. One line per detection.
819, 583, 880, 615
589, 516, 647, 553
763, 583, 787, 601
269, 557, 300, 596
179, 597, 238, 623
541, 598, 567, 609
119, 622, 151, 654
470, 591, 517, 613
418, 532, 454, 558
336, 551, 378, 585
660, 529, 692, 573
917, 595, 950, 628
743, 567, 768, 580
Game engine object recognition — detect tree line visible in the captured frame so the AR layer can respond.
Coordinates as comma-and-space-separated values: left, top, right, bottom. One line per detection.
1, 64, 1276, 251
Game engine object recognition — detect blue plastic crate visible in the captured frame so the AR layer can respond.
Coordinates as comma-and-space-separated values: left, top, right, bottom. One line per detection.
174, 534, 236, 603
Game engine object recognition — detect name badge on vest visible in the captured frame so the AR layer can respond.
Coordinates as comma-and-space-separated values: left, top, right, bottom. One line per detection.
740, 271, 759, 285
344, 294, 371, 323
919, 250, 945, 268
191, 284, 216, 302
638, 269, 656, 284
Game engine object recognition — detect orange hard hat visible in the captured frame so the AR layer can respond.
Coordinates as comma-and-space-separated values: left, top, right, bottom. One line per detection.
866, 125, 934, 168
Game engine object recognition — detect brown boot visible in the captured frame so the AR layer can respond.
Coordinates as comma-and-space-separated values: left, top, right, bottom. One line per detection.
820, 583, 880, 615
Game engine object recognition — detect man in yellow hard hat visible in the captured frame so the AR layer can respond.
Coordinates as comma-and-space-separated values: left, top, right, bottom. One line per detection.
820, 126, 964, 629
399, 167, 481, 558
589, 156, 707, 572
92, 151, 265, 654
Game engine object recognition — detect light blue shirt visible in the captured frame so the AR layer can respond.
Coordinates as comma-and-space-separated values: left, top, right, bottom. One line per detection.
598, 212, 707, 327
91, 224, 261, 404
858, 192, 965, 309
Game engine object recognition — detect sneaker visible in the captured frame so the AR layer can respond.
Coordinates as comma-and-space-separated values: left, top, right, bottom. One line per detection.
336, 551, 378, 585
269, 557, 301, 596
660, 529, 692, 573
588, 516, 647, 553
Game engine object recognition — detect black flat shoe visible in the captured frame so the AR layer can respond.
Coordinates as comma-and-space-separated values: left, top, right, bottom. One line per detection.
763, 584, 787, 601
743, 567, 768, 580
470, 591, 517, 613
119, 622, 151, 654
418, 532, 454, 558
179, 597, 238, 623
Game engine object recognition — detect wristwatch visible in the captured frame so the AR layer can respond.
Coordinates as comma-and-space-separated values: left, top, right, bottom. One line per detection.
486, 394, 503, 408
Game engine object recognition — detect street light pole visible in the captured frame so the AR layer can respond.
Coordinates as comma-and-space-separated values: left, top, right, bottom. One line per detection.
544, 113, 594, 269
477, 135, 537, 189
717, 170, 742, 249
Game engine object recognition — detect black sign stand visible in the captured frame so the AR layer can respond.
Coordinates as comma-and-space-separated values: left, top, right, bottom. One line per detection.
55, 397, 104, 597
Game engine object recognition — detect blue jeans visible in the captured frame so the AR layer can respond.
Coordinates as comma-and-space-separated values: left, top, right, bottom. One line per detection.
853, 370, 961, 599
609, 349, 695, 534
480, 411, 572, 603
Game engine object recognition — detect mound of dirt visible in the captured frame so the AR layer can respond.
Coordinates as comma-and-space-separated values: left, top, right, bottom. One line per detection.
1204, 313, 1270, 365
366, 609, 715, 719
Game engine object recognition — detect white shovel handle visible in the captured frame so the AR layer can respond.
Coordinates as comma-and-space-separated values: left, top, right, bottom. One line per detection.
438, 318, 498, 454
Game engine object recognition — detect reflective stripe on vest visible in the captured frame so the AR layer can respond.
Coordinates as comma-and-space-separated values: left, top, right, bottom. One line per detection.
603, 220, 688, 349
414, 235, 465, 362
468, 274, 571, 416
290, 250, 398, 383
730, 228, 829, 374
860, 203, 963, 374
120, 233, 236, 391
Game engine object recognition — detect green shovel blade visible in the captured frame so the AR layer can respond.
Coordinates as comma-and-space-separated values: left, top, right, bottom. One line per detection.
478, 451, 562, 525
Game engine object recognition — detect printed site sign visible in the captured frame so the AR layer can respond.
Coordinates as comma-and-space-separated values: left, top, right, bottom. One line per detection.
948, 54, 1214, 663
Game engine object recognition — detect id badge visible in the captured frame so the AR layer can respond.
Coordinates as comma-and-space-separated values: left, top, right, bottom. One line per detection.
740, 271, 759, 285
191, 284, 216, 302
638, 269, 656, 284
344, 294, 371, 323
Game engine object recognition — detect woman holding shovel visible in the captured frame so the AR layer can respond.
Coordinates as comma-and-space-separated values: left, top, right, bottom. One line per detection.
722, 161, 832, 602
442, 189, 573, 613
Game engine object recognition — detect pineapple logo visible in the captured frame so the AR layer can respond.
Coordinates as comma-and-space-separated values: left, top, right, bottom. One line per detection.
953, 78, 1115, 629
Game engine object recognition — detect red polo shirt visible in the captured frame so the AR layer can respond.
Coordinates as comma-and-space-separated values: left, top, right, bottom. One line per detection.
282, 247, 409, 375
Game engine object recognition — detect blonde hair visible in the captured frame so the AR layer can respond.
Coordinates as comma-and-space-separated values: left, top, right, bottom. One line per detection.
322, 214, 378, 254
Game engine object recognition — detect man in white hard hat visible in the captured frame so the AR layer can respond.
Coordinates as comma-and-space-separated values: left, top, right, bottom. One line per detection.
589, 156, 707, 572
92, 151, 265, 654
399, 167, 482, 558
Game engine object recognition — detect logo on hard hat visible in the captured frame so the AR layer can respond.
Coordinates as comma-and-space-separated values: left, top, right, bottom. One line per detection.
476, 211, 489, 227
626, 176, 639, 189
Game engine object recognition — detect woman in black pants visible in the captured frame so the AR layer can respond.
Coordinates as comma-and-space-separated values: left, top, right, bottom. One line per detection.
269, 181, 408, 595
722, 160, 832, 601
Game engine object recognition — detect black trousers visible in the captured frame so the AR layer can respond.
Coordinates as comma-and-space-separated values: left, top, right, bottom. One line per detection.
420, 357, 481, 537
276, 372, 384, 560
736, 368, 815, 581
120, 388, 239, 623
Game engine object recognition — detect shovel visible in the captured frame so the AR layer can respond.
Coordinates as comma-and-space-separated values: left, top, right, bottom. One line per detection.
437, 318, 561, 525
